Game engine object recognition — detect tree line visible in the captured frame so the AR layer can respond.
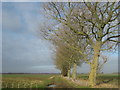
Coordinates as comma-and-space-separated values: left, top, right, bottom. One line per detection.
40, 2, 120, 87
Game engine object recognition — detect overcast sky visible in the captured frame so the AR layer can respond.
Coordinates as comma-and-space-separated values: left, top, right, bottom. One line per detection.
2, 2, 118, 73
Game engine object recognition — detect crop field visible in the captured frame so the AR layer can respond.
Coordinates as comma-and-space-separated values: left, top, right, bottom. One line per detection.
2, 74, 58, 88
2, 74, 83, 88
1, 74, 119, 88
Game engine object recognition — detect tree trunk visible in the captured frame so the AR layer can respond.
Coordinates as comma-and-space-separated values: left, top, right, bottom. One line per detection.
89, 41, 101, 87
67, 69, 70, 78
72, 63, 77, 80
61, 67, 68, 76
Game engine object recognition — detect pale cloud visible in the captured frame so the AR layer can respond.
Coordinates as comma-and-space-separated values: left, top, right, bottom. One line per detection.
2, 10, 22, 31
12, 3, 44, 35
2, 2, 43, 34
2, 2, 56, 73
2, 30, 54, 73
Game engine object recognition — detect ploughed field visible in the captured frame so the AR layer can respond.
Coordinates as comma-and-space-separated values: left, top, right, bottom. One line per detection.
2, 74, 119, 88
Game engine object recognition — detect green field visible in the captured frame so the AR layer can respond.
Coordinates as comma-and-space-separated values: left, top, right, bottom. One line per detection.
2, 74, 119, 88
77, 74, 119, 88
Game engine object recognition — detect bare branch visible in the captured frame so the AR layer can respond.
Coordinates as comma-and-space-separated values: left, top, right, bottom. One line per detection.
102, 35, 120, 44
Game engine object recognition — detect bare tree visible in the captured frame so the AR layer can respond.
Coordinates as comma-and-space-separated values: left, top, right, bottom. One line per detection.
52, 26, 84, 79
41, 2, 119, 87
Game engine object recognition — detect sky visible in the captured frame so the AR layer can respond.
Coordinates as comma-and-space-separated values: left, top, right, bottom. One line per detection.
2, 2, 118, 73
